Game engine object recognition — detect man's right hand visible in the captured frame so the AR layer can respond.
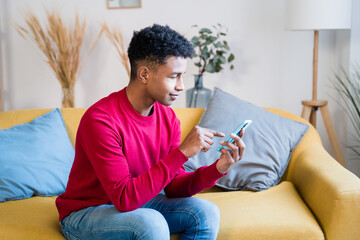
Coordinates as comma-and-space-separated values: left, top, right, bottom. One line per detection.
178, 126, 225, 158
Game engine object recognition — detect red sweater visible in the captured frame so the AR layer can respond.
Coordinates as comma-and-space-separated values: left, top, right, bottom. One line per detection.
56, 88, 224, 221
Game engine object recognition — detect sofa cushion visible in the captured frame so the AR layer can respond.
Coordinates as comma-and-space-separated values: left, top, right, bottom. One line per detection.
0, 181, 324, 240
195, 182, 324, 240
0, 182, 323, 240
0, 196, 64, 240
184, 88, 309, 191
0, 108, 75, 202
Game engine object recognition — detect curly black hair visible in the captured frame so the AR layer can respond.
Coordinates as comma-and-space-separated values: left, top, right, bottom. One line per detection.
127, 24, 194, 79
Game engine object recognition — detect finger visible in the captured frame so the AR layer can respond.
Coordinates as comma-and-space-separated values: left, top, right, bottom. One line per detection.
220, 145, 232, 157
201, 142, 212, 152
231, 133, 246, 159
231, 133, 240, 140
203, 135, 214, 146
238, 128, 245, 138
203, 130, 214, 139
204, 128, 225, 138
238, 141, 246, 159
227, 141, 240, 160
221, 140, 239, 160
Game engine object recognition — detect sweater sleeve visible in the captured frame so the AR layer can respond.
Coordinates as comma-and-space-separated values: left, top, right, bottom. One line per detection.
164, 162, 225, 197
164, 118, 225, 197
79, 109, 188, 212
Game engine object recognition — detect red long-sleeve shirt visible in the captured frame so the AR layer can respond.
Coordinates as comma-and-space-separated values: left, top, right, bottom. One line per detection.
56, 88, 224, 221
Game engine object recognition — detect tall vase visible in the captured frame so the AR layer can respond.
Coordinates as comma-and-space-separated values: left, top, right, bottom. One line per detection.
62, 87, 74, 108
186, 75, 212, 108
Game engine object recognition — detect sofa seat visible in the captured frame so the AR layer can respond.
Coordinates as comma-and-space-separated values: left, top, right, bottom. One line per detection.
0, 181, 323, 240
195, 181, 323, 239
0, 196, 63, 240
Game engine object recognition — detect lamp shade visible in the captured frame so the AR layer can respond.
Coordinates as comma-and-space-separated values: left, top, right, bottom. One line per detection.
285, 0, 352, 30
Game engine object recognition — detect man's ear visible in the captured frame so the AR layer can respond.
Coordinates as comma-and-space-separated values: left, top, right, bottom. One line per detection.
138, 66, 150, 84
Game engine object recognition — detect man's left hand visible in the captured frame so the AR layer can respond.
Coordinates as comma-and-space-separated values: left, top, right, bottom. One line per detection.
216, 128, 246, 175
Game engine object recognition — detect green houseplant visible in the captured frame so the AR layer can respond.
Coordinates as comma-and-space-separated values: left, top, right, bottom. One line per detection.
186, 24, 235, 107
332, 66, 360, 158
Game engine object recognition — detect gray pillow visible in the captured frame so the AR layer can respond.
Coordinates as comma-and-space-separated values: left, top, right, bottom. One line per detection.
184, 88, 309, 191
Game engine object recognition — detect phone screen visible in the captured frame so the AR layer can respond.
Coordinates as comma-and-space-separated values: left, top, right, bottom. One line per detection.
217, 120, 252, 151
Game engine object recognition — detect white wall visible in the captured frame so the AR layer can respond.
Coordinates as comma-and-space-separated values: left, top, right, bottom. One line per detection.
347, 0, 360, 175
0, 0, 359, 176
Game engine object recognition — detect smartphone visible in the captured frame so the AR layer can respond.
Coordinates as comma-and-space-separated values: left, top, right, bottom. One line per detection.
217, 120, 252, 151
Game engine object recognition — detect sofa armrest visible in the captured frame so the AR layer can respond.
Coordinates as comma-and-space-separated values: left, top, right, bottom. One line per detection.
288, 142, 360, 240
254, 108, 360, 239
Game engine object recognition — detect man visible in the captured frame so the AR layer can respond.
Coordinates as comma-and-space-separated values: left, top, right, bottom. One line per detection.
56, 24, 245, 240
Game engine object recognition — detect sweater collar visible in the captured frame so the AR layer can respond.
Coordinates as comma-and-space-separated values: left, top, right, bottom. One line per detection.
119, 87, 156, 125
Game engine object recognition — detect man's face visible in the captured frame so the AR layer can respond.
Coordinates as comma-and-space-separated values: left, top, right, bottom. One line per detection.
147, 56, 187, 106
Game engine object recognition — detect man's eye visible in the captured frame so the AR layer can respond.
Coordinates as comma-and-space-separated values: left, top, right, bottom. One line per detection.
170, 75, 178, 79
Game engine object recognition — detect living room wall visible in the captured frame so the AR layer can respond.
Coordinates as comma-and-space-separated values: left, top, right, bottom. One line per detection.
0, 0, 359, 176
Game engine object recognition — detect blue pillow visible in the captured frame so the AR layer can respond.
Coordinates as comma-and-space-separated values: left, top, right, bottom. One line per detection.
184, 88, 309, 191
0, 108, 74, 202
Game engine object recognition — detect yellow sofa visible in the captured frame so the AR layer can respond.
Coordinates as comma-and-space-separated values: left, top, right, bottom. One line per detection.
1, 108, 360, 240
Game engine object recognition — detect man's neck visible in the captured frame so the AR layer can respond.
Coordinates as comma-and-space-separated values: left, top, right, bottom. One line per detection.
126, 82, 155, 116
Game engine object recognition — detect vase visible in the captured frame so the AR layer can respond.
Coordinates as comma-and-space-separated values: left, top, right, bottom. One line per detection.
186, 75, 212, 108
62, 87, 74, 108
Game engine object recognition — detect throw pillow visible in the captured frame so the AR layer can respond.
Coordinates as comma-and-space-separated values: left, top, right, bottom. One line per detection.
184, 88, 309, 191
0, 108, 74, 202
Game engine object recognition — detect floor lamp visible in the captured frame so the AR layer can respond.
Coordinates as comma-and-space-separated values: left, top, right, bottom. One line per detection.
285, 0, 352, 167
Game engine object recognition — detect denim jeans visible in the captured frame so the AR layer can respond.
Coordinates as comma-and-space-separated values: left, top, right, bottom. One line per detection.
59, 193, 220, 240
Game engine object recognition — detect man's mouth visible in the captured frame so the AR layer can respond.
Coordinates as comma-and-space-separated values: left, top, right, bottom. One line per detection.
169, 93, 179, 100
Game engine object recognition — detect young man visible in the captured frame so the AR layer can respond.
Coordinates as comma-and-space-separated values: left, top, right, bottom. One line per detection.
56, 24, 245, 240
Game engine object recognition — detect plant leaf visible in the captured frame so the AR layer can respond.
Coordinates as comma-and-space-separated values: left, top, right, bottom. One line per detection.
216, 50, 224, 56
228, 54, 235, 62
220, 56, 226, 63
215, 63, 223, 72
332, 66, 360, 159
191, 36, 199, 43
199, 28, 212, 34
214, 42, 223, 48
201, 46, 209, 60
205, 61, 216, 73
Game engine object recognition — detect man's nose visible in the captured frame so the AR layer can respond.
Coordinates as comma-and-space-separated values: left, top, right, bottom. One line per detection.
175, 77, 184, 91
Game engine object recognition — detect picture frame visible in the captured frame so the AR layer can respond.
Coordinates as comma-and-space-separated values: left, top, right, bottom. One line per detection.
107, 0, 142, 9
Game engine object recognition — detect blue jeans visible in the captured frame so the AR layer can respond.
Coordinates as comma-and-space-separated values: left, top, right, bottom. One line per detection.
59, 193, 220, 240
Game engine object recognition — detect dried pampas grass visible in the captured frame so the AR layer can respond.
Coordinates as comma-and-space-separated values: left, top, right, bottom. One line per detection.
97, 23, 130, 77
16, 9, 87, 108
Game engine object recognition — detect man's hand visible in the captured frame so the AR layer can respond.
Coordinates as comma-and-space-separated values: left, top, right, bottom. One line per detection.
178, 126, 225, 158
216, 129, 246, 175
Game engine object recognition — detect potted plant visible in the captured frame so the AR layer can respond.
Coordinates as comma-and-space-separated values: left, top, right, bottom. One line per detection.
332, 65, 360, 159
186, 24, 235, 107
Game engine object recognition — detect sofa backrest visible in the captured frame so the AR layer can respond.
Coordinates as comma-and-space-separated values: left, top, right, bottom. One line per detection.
0, 108, 206, 146
0, 107, 319, 180
0, 108, 86, 147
